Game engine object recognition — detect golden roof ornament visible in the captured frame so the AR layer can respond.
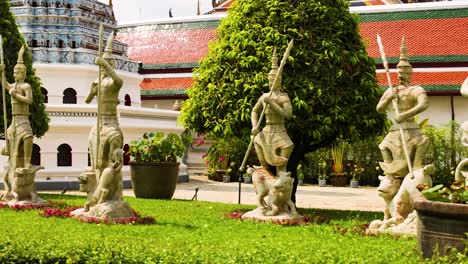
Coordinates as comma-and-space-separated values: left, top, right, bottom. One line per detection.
396, 36, 411, 69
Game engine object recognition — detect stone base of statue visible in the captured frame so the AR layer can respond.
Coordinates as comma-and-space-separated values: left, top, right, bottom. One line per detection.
367, 211, 417, 236
242, 167, 301, 221
0, 166, 46, 206
70, 200, 135, 220
368, 165, 434, 237
242, 207, 303, 222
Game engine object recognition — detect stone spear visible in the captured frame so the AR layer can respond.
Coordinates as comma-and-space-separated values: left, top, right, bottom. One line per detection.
96, 23, 104, 176
376, 34, 413, 178
0, 35, 7, 150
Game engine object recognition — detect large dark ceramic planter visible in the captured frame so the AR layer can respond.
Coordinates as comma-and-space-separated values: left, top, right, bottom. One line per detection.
411, 192, 468, 258
130, 161, 180, 199
330, 173, 347, 187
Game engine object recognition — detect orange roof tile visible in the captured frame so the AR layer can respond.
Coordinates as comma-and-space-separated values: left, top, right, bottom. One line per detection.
140, 77, 194, 90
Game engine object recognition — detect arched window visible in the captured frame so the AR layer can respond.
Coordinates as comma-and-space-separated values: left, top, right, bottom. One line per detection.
31, 144, 41, 166
123, 144, 130, 165
124, 94, 131, 106
57, 144, 72, 166
87, 148, 91, 167
41, 87, 48, 103
63, 88, 77, 104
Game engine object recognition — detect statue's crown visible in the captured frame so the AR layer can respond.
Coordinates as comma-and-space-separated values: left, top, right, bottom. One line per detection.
14, 45, 26, 70
396, 36, 411, 69
268, 47, 279, 76
102, 34, 114, 59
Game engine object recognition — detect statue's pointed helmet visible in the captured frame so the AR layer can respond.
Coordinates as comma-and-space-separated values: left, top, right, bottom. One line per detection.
102, 34, 114, 60
396, 37, 412, 69
14, 45, 26, 70
268, 47, 279, 77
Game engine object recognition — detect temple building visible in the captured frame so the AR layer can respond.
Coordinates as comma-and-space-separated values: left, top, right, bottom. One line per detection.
117, 0, 468, 126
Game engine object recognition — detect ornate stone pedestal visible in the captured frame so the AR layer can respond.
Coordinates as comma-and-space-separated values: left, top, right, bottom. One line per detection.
0, 166, 47, 206
242, 208, 303, 222
70, 200, 135, 220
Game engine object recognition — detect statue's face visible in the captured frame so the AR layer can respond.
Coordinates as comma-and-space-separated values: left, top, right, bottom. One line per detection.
13, 68, 26, 82
397, 67, 412, 85
268, 74, 281, 90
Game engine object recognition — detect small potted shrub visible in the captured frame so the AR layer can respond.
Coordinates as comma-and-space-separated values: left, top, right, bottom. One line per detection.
330, 141, 347, 186
128, 131, 186, 199
243, 166, 253, 184
318, 161, 328, 187
349, 163, 364, 188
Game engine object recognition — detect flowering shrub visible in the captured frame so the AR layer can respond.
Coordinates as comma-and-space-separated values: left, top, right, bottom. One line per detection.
0, 202, 51, 211
347, 163, 365, 181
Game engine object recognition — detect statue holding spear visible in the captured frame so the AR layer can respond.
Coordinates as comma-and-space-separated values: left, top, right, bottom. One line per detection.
82, 24, 124, 210
376, 36, 429, 178
0, 42, 44, 204
240, 41, 300, 219
240, 40, 294, 175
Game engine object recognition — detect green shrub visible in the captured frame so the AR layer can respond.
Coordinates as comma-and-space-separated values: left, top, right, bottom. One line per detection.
423, 121, 467, 186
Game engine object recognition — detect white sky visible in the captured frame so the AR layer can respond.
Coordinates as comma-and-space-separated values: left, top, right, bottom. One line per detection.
99, 0, 215, 24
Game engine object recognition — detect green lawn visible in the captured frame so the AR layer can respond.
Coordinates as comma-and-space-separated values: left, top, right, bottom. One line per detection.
0, 194, 465, 263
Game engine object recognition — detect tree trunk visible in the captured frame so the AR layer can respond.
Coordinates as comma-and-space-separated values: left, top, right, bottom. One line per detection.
287, 143, 306, 204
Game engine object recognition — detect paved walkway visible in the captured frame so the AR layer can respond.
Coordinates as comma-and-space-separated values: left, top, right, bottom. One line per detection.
45, 175, 384, 212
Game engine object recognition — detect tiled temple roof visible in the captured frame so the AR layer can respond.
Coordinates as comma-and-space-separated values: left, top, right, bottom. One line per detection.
116, 3, 468, 97
359, 9, 468, 66
117, 19, 219, 71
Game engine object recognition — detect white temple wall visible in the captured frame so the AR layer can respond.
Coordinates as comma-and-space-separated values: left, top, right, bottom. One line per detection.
141, 99, 179, 110
35, 63, 143, 107
29, 104, 184, 179
416, 95, 468, 127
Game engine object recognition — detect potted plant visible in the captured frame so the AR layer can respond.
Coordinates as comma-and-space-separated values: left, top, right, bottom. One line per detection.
412, 182, 468, 258
223, 162, 235, 183
128, 131, 186, 199
330, 141, 347, 186
243, 166, 253, 184
318, 161, 328, 187
349, 163, 364, 188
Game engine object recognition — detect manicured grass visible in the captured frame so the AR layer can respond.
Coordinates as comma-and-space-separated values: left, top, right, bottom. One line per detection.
0, 194, 465, 263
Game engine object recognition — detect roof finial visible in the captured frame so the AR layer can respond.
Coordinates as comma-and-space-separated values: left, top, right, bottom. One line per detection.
197, 0, 201, 15
109, 0, 113, 7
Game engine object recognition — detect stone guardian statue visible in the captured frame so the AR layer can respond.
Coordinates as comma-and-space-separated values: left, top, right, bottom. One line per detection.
241, 41, 302, 221
368, 36, 432, 236
72, 25, 134, 220
376, 37, 429, 178
0, 45, 45, 205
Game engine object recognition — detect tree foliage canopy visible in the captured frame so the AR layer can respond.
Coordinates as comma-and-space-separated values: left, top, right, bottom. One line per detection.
0, 0, 49, 138
181, 0, 386, 155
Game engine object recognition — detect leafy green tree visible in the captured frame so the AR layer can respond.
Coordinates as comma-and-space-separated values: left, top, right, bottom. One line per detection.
180, 0, 386, 200
0, 0, 49, 138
